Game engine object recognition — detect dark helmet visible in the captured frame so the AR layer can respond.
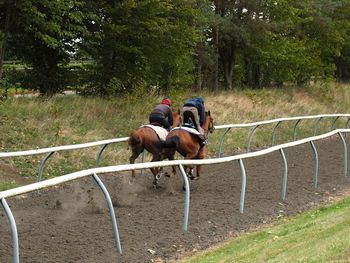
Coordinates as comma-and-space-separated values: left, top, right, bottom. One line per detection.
196, 97, 204, 104
161, 98, 172, 106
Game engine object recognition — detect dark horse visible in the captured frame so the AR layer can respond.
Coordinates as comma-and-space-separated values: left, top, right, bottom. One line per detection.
128, 110, 180, 186
161, 111, 214, 179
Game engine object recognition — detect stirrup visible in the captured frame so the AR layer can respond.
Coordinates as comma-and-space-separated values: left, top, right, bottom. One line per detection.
199, 135, 208, 145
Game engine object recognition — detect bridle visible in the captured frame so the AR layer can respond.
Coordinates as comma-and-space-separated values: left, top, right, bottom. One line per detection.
205, 111, 215, 134
209, 116, 215, 133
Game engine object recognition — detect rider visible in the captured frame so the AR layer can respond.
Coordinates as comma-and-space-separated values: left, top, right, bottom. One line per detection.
181, 97, 207, 143
149, 97, 173, 131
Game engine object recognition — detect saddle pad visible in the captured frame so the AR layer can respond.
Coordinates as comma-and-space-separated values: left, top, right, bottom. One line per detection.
142, 125, 168, 141
172, 126, 201, 135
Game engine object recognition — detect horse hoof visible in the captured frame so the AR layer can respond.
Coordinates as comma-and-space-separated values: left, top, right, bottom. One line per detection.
153, 181, 159, 189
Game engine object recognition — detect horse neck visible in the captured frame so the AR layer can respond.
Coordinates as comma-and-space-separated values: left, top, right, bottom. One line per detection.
202, 116, 211, 134
173, 112, 180, 127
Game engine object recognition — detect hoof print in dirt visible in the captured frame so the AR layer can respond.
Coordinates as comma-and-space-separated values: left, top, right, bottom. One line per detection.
54, 200, 62, 209
111, 197, 120, 207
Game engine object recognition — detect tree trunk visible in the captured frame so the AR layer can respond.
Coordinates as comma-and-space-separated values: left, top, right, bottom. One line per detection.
222, 61, 233, 89
214, 25, 219, 91
196, 58, 202, 90
0, 0, 12, 81
194, 42, 203, 91
220, 46, 234, 90
252, 63, 260, 89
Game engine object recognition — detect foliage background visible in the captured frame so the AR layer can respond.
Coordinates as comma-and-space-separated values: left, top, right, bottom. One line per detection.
0, 0, 350, 96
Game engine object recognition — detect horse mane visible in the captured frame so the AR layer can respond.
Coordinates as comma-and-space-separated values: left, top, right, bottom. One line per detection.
173, 108, 181, 127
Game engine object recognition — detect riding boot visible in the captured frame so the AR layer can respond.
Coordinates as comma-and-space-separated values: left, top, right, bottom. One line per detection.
198, 134, 208, 145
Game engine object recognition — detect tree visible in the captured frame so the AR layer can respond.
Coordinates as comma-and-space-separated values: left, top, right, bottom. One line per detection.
81, 0, 200, 96
7, 0, 87, 96
0, 0, 12, 82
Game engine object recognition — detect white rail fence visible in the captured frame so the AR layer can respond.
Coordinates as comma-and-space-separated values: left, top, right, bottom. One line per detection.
1, 114, 350, 182
216, 113, 350, 156
1, 128, 349, 263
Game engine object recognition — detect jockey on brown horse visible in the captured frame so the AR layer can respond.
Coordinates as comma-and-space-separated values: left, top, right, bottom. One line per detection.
161, 99, 214, 180
181, 97, 207, 144
128, 98, 180, 187
149, 97, 173, 131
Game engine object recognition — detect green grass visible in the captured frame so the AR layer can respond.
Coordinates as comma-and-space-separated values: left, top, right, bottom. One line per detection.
0, 181, 19, 191
182, 198, 350, 263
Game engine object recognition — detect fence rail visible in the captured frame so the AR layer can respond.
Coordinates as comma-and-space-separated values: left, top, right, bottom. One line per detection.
215, 113, 350, 156
1, 114, 350, 182
1, 128, 349, 263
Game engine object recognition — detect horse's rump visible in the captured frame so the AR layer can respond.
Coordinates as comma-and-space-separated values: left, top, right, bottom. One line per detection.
129, 127, 164, 153
161, 129, 199, 152
128, 130, 142, 148
161, 135, 180, 148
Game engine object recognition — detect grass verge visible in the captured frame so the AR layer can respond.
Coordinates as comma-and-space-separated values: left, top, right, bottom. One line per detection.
0, 181, 19, 191
181, 197, 350, 263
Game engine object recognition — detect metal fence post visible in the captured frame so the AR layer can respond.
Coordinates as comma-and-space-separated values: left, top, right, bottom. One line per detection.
345, 118, 350, 129
313, 117, 323, 136
279, 148, 288, 201
238, 159, 246, 213
140, 150, 146, 176
310, 141, 319, 189
338, 132, 347, 178
246, 125, 260, 153
1, 198, 19, 263
91, 174, 122, 254
178, 164, 190, 231
331, 116, 340, 131
218, 127, 231, 158
37, 151, 55, 182
271, 121, 282, 146
292, 119, 302, 141
96, 144, 109, 167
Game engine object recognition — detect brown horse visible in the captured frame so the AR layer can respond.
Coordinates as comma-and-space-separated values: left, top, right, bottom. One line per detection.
128, 110, 180, 186
161, 111, 214, 180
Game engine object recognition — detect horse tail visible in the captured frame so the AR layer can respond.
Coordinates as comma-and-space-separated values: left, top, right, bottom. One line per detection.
161, 136, 180, 149
128, 131, 142, 149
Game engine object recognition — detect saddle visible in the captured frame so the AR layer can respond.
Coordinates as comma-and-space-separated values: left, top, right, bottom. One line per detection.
182, 110, 199, 130
172, 126, 200, 135
141, 125, 168, 141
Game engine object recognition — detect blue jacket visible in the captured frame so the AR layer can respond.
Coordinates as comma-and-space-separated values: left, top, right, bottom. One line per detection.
184, 98, 205, 125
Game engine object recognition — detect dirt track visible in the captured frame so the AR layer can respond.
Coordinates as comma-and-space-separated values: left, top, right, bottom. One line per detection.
1, 136, 350, 263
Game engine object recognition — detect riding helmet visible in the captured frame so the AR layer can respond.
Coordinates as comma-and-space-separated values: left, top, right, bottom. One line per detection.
161, 98, 172, 106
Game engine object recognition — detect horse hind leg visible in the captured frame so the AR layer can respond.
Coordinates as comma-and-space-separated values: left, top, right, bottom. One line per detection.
194, 165, 202, 180
186, 166, 195, 180
150, 155, 162, 188
129, 147, 143, 179
160, 148, 177, 177
195, 147, 206, 179
163, 153, 177, 178
184, 152, 198, 180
